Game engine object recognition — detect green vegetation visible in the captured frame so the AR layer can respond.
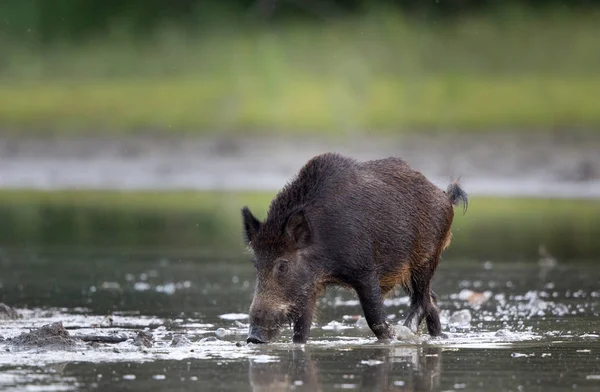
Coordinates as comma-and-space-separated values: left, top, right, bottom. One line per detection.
1, 190, 599, 262
1, 8, 599, 135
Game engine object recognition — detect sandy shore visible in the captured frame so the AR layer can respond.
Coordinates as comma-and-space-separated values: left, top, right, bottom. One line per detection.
1, 131, 599, 197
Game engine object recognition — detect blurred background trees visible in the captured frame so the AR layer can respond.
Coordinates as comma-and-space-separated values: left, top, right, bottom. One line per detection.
2, 0, 599, 44
1, 0, 599, 134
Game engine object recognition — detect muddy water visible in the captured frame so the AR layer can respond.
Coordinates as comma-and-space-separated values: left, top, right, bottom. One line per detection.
1, 248, 599, 392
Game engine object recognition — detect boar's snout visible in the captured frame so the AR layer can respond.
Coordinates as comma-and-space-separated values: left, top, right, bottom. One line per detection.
246, 322, 283, 344
247, 325, 269, 344
246, 299, 290, 344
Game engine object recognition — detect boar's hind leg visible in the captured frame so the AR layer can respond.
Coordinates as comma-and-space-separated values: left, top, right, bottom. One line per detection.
426, 290, 442, 336
354, 276, 396, 340
403, 267, 441, 336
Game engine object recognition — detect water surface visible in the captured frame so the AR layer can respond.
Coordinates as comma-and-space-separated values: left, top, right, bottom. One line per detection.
1, 195, 599, 391
1, 248, 599, 392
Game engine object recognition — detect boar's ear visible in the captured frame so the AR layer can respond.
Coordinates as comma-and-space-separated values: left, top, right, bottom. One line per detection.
285, 209, 312, 248
242, 206, 261, 245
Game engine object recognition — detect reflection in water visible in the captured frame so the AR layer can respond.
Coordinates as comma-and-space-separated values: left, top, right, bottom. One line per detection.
2, 196, 600, 261
249, 349, 320, 392
248, 345, 442, 392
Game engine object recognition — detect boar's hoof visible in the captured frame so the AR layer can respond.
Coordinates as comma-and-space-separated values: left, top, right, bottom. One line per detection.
373, 323, 396, 341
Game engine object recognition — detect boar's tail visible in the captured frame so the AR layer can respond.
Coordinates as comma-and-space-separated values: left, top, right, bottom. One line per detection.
446, 178, 468, 215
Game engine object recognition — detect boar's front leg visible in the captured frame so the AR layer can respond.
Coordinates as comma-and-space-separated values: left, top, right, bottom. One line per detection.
353, 276, 396, 340
292, 312, 312, 344
292, 295, 317, 344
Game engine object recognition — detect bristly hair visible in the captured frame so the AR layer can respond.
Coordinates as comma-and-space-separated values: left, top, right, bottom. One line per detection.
260, 153, 356, 236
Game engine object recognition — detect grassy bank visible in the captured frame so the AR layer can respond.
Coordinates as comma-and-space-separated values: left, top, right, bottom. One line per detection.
1, 190, 599, 262
1, 9, 600, 135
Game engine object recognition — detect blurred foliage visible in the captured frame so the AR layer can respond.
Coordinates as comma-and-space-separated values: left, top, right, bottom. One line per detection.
0, 190, 599, 263
0, 9, 599, 133
1, 0, 599, 44
1, 1, 599, 133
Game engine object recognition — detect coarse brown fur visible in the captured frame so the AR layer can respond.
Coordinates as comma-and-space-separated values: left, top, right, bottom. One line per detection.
242, 152, 468, 344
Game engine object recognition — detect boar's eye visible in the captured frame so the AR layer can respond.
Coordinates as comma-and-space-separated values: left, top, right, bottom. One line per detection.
274, 260, 289, 278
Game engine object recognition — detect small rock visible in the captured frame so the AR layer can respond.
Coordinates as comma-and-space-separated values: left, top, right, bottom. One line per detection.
171, 334, 191, 347
133, 331, 154, 348
0, 303, 19, 320
113, 348, 121, 353
200, 336, 219, 343
236, 341, 244, 347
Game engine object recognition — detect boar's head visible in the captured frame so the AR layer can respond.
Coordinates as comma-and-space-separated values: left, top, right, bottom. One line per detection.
241, 206, 318, 344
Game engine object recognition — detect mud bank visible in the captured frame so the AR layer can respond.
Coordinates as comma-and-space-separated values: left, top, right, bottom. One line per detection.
1, 132, 599, 197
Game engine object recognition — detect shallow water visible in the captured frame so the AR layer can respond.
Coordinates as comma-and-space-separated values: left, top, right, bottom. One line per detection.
1, 248, 599, 392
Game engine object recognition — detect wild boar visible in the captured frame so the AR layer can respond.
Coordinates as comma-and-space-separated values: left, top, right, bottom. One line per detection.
241, 152, 467, 344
